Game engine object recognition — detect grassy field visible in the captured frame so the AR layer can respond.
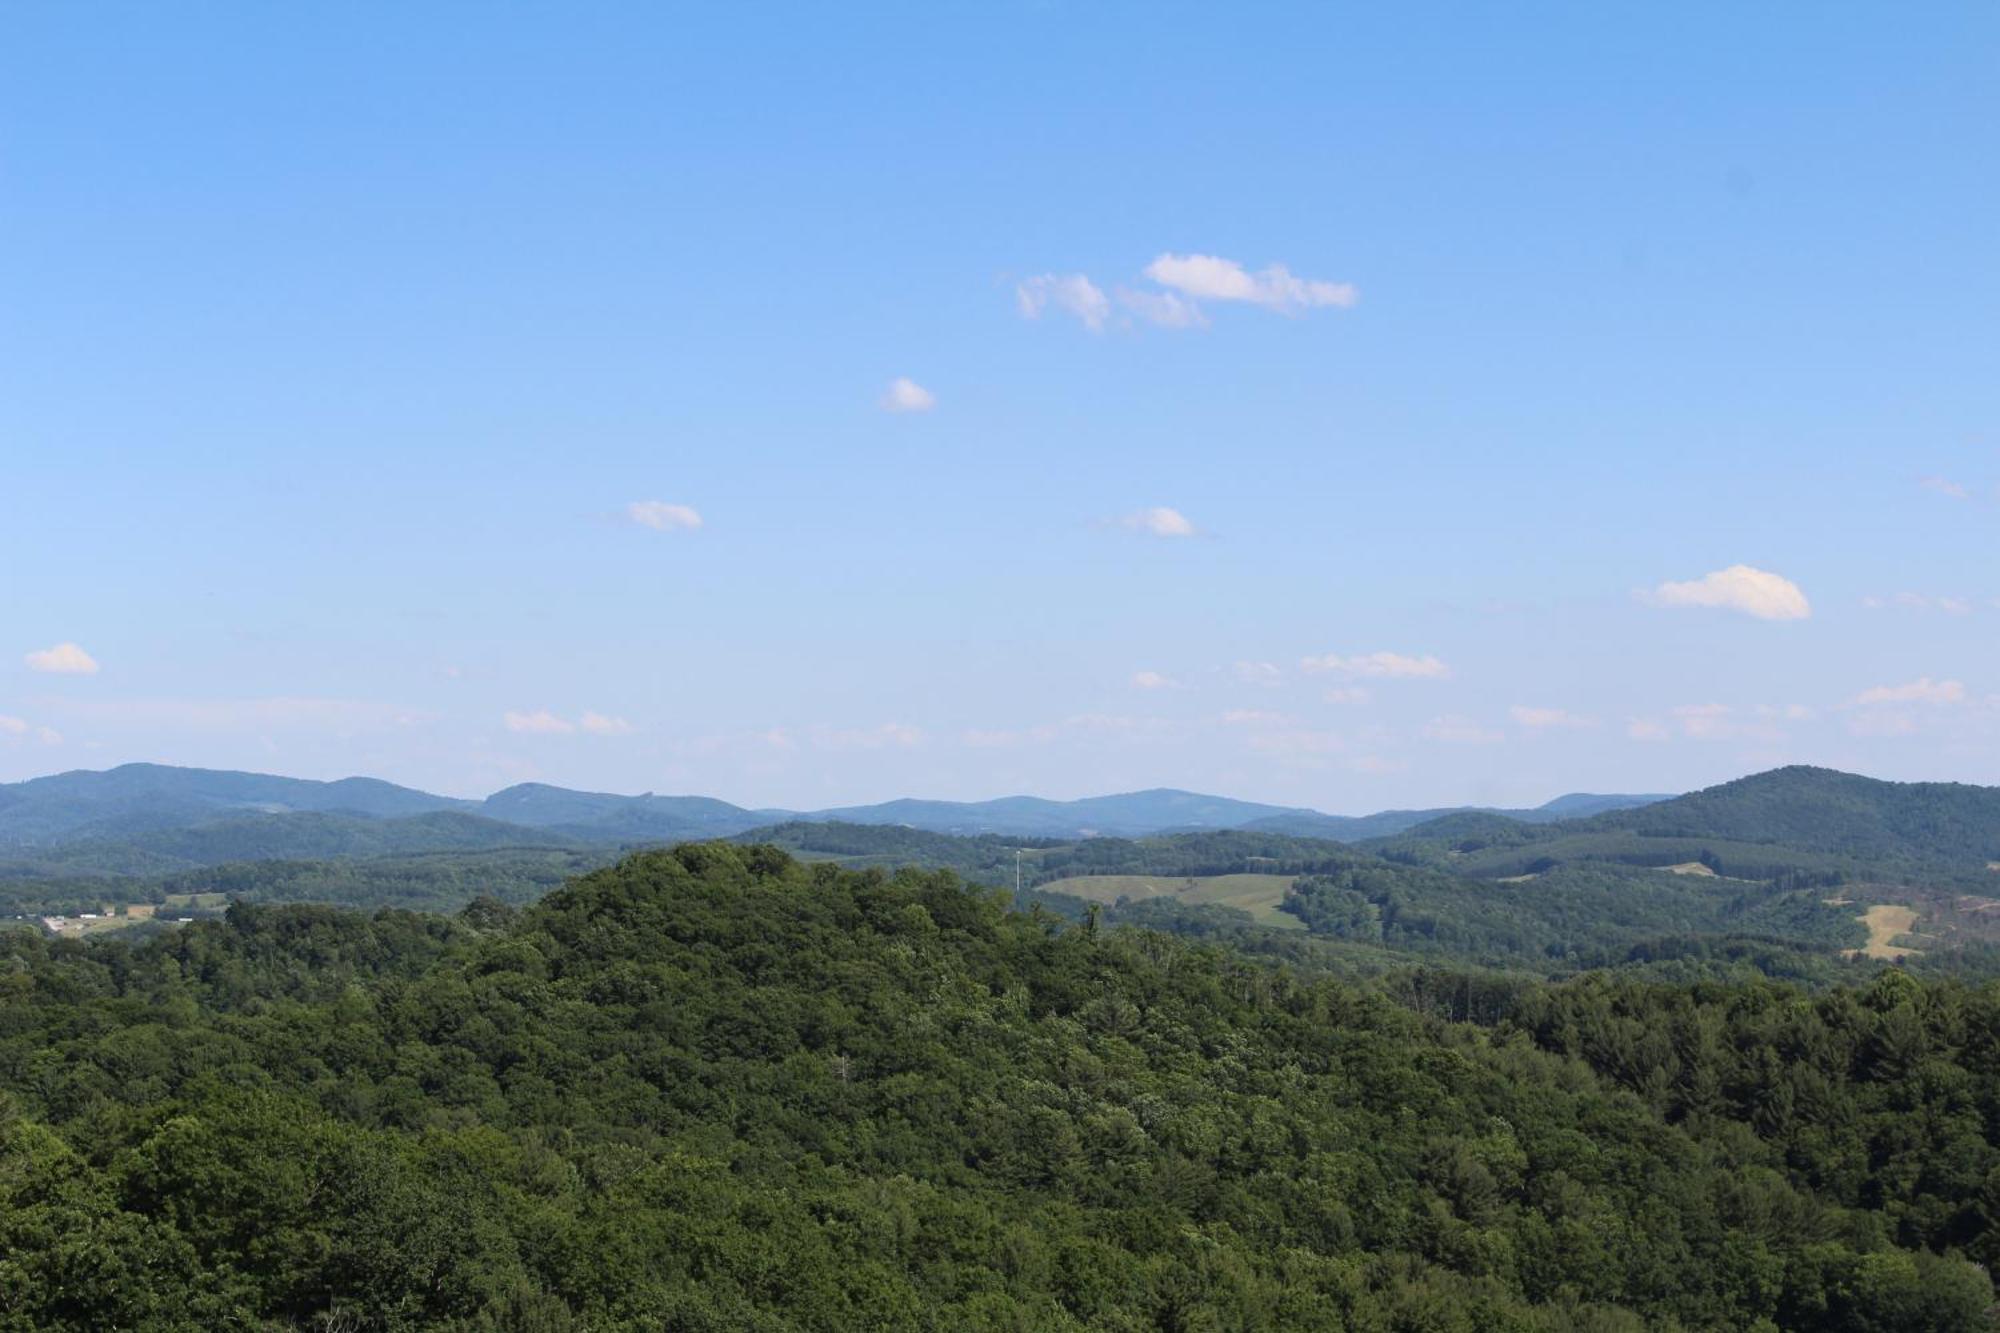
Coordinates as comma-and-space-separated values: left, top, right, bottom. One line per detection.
1036, 873, 1306, 930
1846, 903, 1922, 960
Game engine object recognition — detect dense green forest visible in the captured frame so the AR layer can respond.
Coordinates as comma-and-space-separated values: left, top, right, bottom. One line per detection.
0, 843, 1997, 1330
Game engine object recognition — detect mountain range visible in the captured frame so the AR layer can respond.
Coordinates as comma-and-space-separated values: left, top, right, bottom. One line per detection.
0, 762, 1670, 873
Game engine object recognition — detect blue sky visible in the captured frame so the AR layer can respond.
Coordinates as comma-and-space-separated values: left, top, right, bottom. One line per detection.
4, 2, 1997, 808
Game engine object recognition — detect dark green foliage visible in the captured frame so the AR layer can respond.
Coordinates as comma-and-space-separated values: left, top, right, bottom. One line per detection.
155, 849, 611, 912
1588, 766, 2000, 864
1285, 862, 1863, 968
22, 810, 586, 876
0, 846, 1991, 1329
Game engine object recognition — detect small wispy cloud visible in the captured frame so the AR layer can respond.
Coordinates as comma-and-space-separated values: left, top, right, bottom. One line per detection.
1016, 273, 1112, 332
1019, 254, 1354, 333
1671, 704, 1738, 740
1863, 592, 1975, 615
1116, 287, 1208, 329
1130, 670, 1178, 690
1233, 660, 1283, 687
0, 717, 60, 746
505, 709, 635, 736
812, 722, 924, 751
1323, 687, 1371, 705
1510, 706, 1596, 730
504, 710, 575, 735
1846, 677, 1966, 707
1144, 253, 1358, 313
627, 500, 704, 532
1300, 651, 1450, 680
1246, 728, 1345, 758
1634, 701, 1811, 743
879, 377, 936, 413
1633, 703, 1794, 742
1221, 708, 1291, 726
1422, 715, 1504, 745
1114, 506, 1199, 538
1647, 565, 1810, 621
1919, 476, 1970, 500
24, 642, 99, 675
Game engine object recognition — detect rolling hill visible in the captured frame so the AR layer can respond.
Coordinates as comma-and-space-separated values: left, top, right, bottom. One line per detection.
0, 762, 471, 844
1243, 791, 1671, 841
1374, 767, 2000, 884
0, 763, 1671, 866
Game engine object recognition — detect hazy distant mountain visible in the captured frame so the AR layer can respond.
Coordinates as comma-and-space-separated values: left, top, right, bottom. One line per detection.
477, 783, 784, 838
0, 763, 1673, 872
804, 788, 1320, 838
1532, 792, 1676, 820
1242, 791, 1671, 841
0, 763, 471, 845
26, 810, 576, 876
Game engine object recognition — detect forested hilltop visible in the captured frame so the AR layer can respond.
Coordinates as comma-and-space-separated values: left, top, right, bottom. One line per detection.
3, 843, 1999, 1330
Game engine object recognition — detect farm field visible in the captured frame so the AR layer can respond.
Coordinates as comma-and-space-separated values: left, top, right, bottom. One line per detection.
1036, 872, 1306, 930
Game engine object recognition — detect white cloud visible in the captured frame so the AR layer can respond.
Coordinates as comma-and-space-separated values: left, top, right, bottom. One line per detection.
1649, 565, 1810, 621
1422, 715, 1504, 745
0, 717, 61, 746
1233, 660, 1283, 687
1847, 677, 1966, 707
1246, 728, 1345, 757
961, 713, 1173, 750
24, 642, 99, 675
504, 710, 575, 735
1510, 706, 1595, 730
1636, 701, 1811, 743
1016, 273, 1112, 332
626, 500, 704, 532
1221, 708, 1290, 726
879, 377, 936, 413
1116, 506, 1199, 538
813, 722, 924, 751
1672, 703, 1735, 739
1920, 476, 1970, 499
1116, 287, 1208, 329
1848, 712, 1918, 738
1300, 651, 1450, 680
1323, 687, 1372, 705
1144, 253, 1357, 312
1130, 670, 1178, 690
1865, 592, 1974, 615
962, 727, 1043, 750
580, 711, 634, 735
